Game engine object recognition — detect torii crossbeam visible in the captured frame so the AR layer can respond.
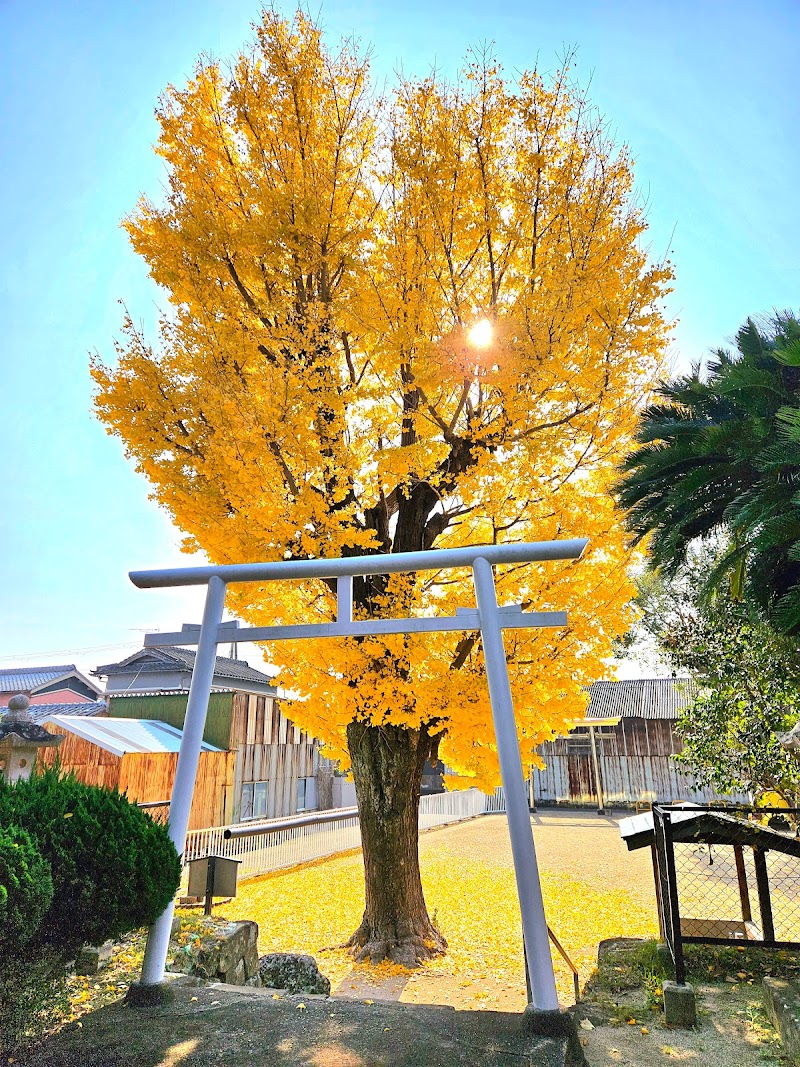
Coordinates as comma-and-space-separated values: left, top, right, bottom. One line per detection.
131, 538, 588, 1012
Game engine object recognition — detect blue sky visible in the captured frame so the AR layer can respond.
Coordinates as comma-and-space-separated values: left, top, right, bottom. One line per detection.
0, 0, 797, 676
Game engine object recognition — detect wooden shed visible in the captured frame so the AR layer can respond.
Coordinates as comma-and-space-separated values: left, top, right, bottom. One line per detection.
532, 678, 744, 809
107, 690, 322, 823
39, 716, 235, 831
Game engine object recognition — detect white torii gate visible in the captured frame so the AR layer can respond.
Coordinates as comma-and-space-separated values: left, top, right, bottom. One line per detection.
131, 538, 587, 1012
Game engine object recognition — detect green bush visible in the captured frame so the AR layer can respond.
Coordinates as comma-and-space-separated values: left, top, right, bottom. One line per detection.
0, 767, 182, 1054
0, 766, 182, 956
0, 825, 53, 954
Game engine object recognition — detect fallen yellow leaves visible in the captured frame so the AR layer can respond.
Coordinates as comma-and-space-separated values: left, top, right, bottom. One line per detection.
218, 818, 658, 1008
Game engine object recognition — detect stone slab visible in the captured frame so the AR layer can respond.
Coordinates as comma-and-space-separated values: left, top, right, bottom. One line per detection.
763, 976, 800, 1063
75, 941, 114, 976
21, 978, 572, 1067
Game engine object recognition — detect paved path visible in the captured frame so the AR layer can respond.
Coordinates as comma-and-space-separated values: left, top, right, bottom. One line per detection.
21, 979, 575, 1067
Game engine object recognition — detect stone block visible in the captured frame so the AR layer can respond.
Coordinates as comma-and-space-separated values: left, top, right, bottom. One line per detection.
597, 937, 646, 966
258, 953, 331, 995
763, 976, 800, 1062
76, 940, 114, 975
175, 919, 260, 986
663, 980, 696, 1028
226, 958, 247, 986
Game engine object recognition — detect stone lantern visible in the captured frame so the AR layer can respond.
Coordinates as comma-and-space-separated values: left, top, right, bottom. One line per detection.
0, 694, 64, 783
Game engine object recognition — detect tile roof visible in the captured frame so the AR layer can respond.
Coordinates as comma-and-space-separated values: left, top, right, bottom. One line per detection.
585, 678, 698, 720
43, 716, 222, 757
0, 665, 79, 693
25, 701, 108, 724
95, 646, 276, 685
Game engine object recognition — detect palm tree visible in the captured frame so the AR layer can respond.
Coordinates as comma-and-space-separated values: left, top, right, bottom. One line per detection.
617, 312, 800, 633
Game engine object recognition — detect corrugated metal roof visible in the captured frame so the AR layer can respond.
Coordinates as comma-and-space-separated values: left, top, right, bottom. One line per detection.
26, 701, 107, 724
43, 716, 222, 757
0, 665, 78, 693
585, 678, 698, 720
95, 646, 276, 684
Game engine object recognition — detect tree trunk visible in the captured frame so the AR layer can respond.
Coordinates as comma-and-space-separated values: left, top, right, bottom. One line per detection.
344, 720, 447, 966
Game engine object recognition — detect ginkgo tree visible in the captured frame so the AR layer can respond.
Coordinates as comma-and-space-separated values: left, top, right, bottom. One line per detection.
93, 10, 672, 966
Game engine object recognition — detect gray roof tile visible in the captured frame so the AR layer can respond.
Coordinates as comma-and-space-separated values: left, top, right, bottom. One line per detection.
0, 665, 79, 693
26, 701, 108, 724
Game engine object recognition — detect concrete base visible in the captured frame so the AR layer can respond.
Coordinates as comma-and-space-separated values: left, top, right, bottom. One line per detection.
524, 1007, 588, 1066
663, 980, 696, 1028
763, 976, 800, 1062
125, 981, 176, 1008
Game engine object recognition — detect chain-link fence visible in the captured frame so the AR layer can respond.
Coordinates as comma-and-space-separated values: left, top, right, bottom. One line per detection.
651, 805, 800, 983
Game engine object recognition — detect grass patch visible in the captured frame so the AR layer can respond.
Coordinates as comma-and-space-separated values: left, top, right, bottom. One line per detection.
683, 943, 800, 986
589, 939, 668, 995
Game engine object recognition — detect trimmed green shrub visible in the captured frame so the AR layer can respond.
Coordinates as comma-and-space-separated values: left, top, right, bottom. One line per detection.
0, 767, 182, 1054
0, 825, 53, 953
0, 766, 182, 957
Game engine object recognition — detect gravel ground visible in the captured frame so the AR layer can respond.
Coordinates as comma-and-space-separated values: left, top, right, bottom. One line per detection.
398, 811, 658, 1011
220, 810, 660, 1010
576, 982, 783, 1066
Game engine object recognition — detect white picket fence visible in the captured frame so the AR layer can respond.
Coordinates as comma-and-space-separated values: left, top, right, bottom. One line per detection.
484, 786, 507, 813
182, 787, 489, 883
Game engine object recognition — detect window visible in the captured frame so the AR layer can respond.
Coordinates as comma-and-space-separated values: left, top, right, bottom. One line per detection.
240, 780, 268, 821
297, 776, 316, 812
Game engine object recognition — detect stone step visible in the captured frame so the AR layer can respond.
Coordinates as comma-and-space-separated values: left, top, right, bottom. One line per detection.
24, 977, 583, 1066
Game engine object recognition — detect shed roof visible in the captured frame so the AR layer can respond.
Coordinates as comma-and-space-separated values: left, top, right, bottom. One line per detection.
620, 808, 800, 859
43, 716, 222, 757
585, 678, 698, 721
94, 646, 277, 685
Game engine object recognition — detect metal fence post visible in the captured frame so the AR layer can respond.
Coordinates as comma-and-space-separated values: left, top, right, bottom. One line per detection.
139, 575, 227, 987
472, 556, 559, 1012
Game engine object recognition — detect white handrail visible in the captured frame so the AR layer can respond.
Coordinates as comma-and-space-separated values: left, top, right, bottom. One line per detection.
182, 789, 487, 882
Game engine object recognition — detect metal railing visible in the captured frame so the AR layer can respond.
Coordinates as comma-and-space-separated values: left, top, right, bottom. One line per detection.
182, 788, 486, 882
485, 786, 507, 813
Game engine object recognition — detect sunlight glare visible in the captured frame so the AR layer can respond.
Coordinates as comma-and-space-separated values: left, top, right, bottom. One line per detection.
466, 318, 493, 348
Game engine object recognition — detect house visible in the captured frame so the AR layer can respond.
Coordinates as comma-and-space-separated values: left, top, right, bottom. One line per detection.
94, 644, 278, 697
39, 715, 233, 831
94, 646, 330, 824
0, 664, 103, 708
532, 677, 743, 809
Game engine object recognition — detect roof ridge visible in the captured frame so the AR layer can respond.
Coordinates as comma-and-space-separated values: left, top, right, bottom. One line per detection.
0, 664, 78, 676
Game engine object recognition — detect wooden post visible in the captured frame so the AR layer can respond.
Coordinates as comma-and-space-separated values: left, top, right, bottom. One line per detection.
651, 842, 665, 941
589, 725, 605, 814
733, 844, 752, 925
204, 856, 217, 917
662, 812, 685, 984
753, 847, 775, 942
